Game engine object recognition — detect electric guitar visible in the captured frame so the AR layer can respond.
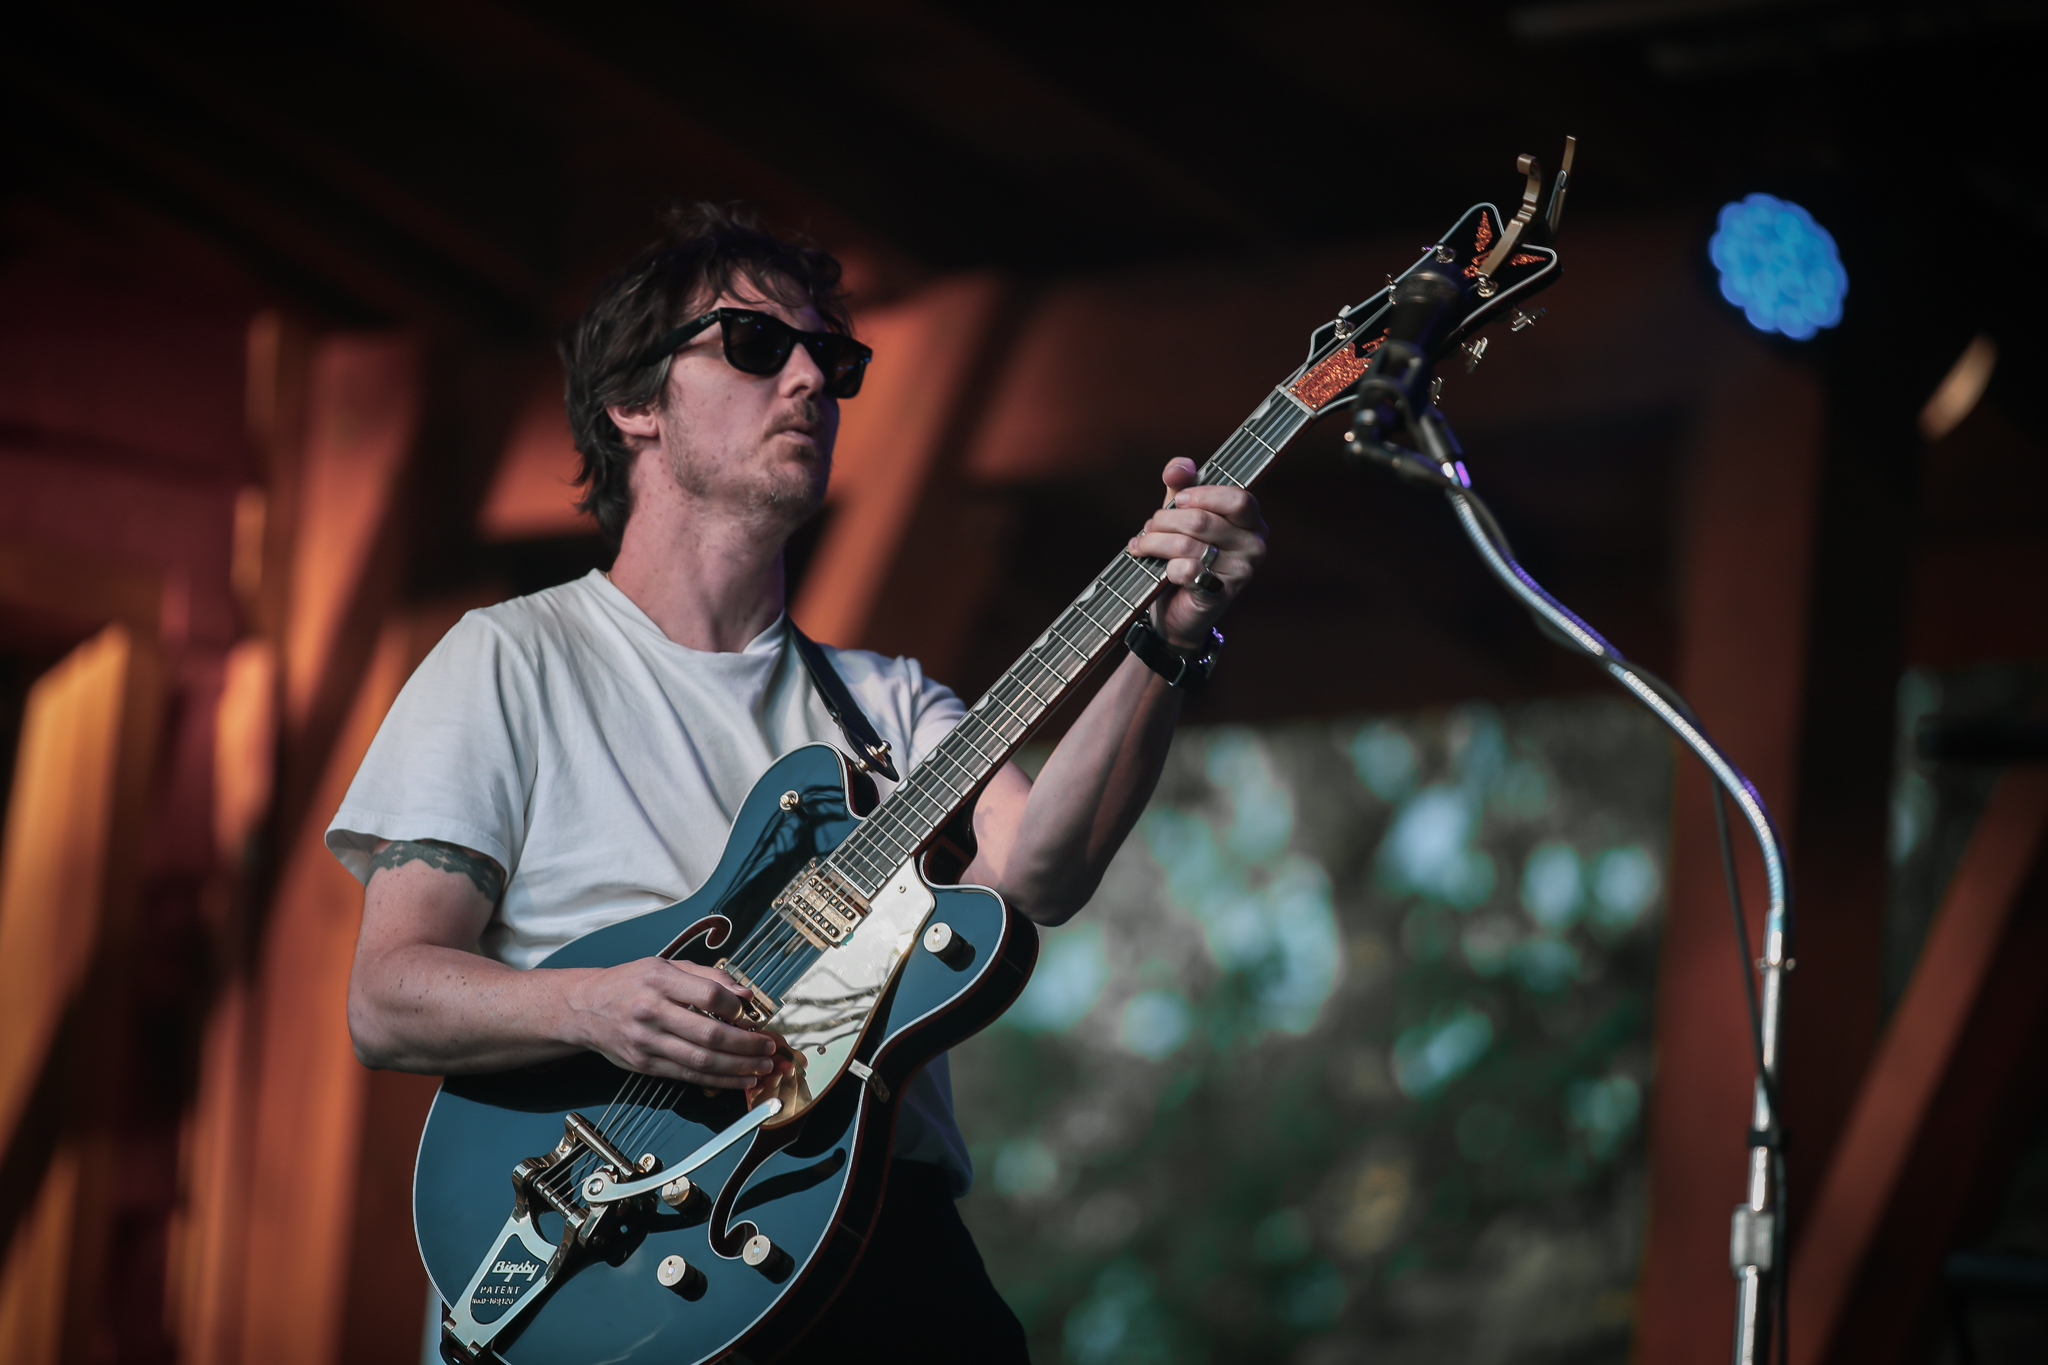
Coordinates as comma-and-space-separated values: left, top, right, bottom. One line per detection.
418, 153, 1569, 1365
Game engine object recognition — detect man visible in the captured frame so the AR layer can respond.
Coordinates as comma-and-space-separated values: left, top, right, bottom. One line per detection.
333, 204, 1266, 1361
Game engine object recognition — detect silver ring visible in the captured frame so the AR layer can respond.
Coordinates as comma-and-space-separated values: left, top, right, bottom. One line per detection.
1198, 544, 1219, 573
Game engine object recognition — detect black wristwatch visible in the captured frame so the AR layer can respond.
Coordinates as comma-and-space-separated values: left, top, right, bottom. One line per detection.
1124, 618, 1224, 692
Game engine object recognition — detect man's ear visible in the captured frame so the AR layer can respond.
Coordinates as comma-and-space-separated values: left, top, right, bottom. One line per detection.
606, 402, 661, 444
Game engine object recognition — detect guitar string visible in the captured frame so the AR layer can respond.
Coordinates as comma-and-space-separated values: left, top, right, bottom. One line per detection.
530, 917, 790, 1203
538, 901, 820, 1202
552, 861, 858, 1197
532, 382, 1315, 1205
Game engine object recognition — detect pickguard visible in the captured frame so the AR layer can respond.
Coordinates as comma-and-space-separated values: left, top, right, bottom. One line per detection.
764, 867, 936, 1124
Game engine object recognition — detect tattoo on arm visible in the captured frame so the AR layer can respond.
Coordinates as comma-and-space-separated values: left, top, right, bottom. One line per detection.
369, 839, 507, 904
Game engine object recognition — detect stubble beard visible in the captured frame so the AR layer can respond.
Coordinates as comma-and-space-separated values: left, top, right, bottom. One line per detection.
663, 398, 830, 534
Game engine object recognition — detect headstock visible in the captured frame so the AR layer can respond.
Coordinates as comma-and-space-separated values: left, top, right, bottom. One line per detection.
1282, 138, 1576, 425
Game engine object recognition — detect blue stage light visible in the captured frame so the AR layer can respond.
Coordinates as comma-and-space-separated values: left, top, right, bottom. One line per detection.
1709, 194, 1846, 340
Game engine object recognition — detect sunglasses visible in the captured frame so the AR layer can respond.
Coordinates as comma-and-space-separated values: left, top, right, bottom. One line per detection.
632, 307, 872, 399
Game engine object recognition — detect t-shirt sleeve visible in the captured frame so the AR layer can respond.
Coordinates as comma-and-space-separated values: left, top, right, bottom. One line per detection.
324, 612, 540, 884
905, 660, 967, 771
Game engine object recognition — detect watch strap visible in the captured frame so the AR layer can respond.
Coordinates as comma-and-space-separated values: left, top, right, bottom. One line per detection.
1124, 619, 1222, 692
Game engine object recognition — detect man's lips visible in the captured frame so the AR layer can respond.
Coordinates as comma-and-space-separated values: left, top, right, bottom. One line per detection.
771, 422, 824, 449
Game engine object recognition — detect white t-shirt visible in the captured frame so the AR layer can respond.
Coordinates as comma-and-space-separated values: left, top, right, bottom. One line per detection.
326, 569, 975, 1190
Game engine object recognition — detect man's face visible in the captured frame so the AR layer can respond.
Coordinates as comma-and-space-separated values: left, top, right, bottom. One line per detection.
652, 286, 838, 526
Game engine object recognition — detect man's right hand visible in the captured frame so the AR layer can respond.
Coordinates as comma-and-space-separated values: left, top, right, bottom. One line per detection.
348, 837, 792, 1081
563, 958, 780, 1087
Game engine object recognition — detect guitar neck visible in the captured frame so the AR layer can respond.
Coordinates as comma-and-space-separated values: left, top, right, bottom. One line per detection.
823, 201, 1545, 902
824, 371, 1344, 901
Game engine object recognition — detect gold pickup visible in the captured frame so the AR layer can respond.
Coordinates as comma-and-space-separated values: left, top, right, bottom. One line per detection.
770, 859, 870, 950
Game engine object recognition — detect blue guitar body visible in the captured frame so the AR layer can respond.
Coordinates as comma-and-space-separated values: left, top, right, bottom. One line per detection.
413, 744, 1036, 1364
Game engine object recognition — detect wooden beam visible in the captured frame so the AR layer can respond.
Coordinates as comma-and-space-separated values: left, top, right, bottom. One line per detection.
0, 539, 160, 642
1777, 342, 1927, 1232
794, 274, 1007, 649
0, 626, 161, 1158
0, 1149, 79, 1365
1788, 764, 2048, 1364
281, 333, 421, 731
474, 364, 590, 543
1633, 344, 1825, 1364
172, 318, 429, 1365
232, 608, 465, 1365
0, 623, 164, 1365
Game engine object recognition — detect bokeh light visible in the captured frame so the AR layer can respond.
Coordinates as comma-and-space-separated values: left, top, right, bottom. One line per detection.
1709, 193, 1847, 340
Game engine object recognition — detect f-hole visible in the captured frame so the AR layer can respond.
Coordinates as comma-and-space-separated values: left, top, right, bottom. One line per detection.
708, 1124, 803, 1258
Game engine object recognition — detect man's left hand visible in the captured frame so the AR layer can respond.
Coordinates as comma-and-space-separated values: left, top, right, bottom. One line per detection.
1127, 457, 1268, 649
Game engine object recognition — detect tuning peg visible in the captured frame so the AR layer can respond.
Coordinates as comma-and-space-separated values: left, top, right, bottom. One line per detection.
1510, 308, 1546, 333
1546, 136, 1577, 236
1461, 337, 1489, 373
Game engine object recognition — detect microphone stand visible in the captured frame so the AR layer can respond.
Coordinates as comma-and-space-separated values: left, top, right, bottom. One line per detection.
1347, 393, 1793, 1365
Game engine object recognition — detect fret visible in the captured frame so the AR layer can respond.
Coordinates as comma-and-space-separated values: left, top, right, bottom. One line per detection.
863, 820, 913, 861
901, 769, 946, 810
969, 710, 1018, 760
836, 850, 882, 886
1073, 593, 1122, 630
1017, 649, 1070, 688
950, 718, 1001, 767
1025, 642, 1079, 687
896, 779, 948, 822
1045, 619, 1096, 663
1010, 668, 1057, 709
1097, 575, 1141, 612
1273, 383, 1316, 418
1259, 402, 1299, 438
981, 692, 1032, 742
928, 746, 978, 794
915, 763, 965, 803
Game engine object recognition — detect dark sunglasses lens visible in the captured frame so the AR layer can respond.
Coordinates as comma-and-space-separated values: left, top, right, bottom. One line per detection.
807, 337, 869, 398
719, 314, 795, 375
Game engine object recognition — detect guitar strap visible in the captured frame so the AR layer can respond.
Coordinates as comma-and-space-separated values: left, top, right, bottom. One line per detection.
788, 624, 901, 782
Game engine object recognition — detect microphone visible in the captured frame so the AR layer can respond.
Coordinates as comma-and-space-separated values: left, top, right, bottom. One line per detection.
1348, 263, 1466, 444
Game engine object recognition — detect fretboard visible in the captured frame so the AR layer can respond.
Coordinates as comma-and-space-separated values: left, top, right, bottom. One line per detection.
822, 292, 1411, 901
823, 384, 1344, 900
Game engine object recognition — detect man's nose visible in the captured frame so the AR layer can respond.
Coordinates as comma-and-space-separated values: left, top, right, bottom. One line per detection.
781, 341, 827, 397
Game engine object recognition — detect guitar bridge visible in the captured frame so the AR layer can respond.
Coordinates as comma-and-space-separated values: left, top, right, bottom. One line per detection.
716, 959, 781, 1025
771, 858, 870, 950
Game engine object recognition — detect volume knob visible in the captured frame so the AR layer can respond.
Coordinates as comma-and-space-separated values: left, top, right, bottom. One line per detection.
742, 1233, 792, 1278
655, 1254, 703, 1296
922, 922, 972, 968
